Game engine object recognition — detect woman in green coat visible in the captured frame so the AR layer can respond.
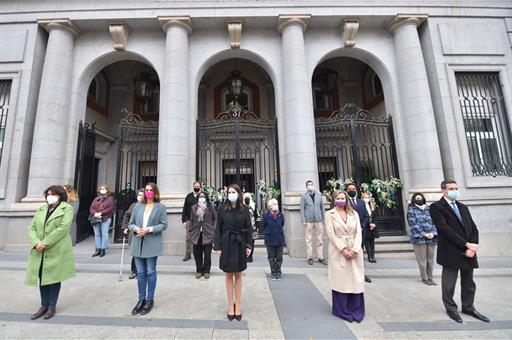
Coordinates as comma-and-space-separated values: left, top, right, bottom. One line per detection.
25, 185, 76, 320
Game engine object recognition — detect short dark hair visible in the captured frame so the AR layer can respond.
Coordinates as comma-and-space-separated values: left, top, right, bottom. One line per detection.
142, 182, 161, 203
44, 185, 68, 203
193, 181, 202, 186
441, 180, 457, 189
410, 192, 426, 206
305, 180, 313, 186
224, 184, 243, 210
346, 183, 357, 190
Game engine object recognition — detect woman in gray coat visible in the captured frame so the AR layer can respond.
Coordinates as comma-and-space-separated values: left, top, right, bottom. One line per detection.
189, 191, 217, 279
128, 183, 167, 316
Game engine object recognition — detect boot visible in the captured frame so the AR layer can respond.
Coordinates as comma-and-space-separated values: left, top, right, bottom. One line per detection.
30, 307, 48, 320
43, 307, 56, 319
92, 248, 100, 257
99, 249, 106, 257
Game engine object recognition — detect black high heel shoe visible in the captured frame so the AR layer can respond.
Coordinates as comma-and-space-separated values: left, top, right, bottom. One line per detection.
234, 304, 242, 321
227, 304, 235, 321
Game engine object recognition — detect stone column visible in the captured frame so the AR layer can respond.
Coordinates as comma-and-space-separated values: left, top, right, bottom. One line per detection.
158, 16, 192, 255
24, 19, 80, 200
278, 15, 322, 258
388, 15, 444, 194
278, 15, 318, 191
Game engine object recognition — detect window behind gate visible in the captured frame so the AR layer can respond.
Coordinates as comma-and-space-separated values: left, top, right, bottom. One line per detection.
455, 72, 512, 177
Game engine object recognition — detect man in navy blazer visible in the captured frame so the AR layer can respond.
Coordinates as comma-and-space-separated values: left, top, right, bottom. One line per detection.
430, 179, 489, 324
346, 183, 372, 283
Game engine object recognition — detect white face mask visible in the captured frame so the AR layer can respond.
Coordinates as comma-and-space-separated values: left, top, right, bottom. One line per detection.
198, 197, 207, 204
137, 194, 144, 203
307, 185, 315, 192
99, 189, 107, 195
46, 195, 59, 206
271, 205, 279, 212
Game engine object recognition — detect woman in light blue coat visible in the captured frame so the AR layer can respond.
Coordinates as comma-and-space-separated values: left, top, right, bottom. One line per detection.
128, 183, 167, 316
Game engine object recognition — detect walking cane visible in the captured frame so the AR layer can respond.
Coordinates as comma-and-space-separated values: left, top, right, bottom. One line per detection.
118, 235, 126, 281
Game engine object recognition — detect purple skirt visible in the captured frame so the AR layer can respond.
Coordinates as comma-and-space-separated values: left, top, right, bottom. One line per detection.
332, 290, 365, 322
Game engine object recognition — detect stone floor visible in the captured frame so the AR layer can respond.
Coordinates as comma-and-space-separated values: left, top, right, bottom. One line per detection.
1, 237, 511, 339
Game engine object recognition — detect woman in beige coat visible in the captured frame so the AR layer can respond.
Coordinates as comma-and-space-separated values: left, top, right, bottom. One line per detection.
325, 190, 365, 322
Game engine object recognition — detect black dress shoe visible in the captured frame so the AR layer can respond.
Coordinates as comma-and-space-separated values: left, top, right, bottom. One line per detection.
371, 257, 377, 263
128, 272, 137, 280
447, 311, 463, 323
99, 249, 106, 257
92, 248, 100, 257
140, 299, 154, 315
30, 307, 48, 320
462, 310, 490, 322
365, 275, 372, 283
234, 313, 242, 321
182, 254, 191, 261
131, 299, 146, 315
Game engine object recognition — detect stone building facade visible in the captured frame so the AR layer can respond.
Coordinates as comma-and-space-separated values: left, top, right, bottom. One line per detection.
0, 1, 511, 256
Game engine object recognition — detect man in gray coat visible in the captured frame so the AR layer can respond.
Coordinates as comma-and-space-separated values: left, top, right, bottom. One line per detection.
300, 180, 327, 265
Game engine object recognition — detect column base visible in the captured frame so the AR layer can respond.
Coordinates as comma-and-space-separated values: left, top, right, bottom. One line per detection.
160, 193, 188, 256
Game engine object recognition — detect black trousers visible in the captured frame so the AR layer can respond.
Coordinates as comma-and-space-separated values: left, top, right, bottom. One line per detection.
365, 238, 375, 259
193, 233, 213, 273
38, 261, 61, 308
266, 245, 283, 275
441, 266, 476, 313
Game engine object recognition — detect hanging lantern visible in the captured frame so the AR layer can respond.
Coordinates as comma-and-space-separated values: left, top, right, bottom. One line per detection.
133, 71, 158, 113
228, 71, 244, 98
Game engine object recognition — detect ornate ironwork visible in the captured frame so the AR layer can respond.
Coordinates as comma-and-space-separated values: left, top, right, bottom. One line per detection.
315, 102, 404, 235
316, 103, 387, 125
120, 108, 158, 128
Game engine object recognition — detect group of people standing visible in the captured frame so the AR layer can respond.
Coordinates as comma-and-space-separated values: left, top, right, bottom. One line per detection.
25, 178, 488, 325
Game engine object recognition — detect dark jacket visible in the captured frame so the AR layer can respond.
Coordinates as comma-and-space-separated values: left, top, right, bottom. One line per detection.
189, 203, 217, 245
350, 198, 369, 235
430, 197, 479, 269
214, 204, 253, 273
89, 195, 116, 221
181, 191, 199, 223
263, 212, 285, 246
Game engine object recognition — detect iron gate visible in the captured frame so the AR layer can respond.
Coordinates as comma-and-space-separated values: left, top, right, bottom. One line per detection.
74, 121, 98, 243
113, 109, 158, 242
315, 103, 404, 235
196, 112, 280, 212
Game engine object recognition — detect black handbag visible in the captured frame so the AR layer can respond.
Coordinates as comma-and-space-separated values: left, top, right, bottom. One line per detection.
88, 215, 102, 224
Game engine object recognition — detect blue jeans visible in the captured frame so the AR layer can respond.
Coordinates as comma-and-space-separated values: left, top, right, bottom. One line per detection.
134, 256, 158, 300
92, 219, 110, 249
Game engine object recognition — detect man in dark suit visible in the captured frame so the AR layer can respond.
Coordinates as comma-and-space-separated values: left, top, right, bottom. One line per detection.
181, 181, 202, 261
346, 183, 372, 283
430, 179, 489, 323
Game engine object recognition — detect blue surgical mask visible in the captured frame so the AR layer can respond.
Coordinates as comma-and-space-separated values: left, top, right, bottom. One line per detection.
228, 193, 238, 203
447, 190, 458, 201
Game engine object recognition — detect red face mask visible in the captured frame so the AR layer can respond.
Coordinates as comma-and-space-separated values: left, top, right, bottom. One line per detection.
145, 191, 155, 200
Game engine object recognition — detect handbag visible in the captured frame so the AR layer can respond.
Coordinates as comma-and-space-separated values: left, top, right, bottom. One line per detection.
89, 215, 102, 224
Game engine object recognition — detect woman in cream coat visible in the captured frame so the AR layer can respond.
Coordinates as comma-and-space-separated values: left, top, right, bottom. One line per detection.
325, 190, 365, 323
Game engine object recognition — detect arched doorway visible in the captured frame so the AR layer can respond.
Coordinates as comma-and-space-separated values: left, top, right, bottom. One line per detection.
312, 57, 404, 235
196, 58, 279, 216
74, 60, 160, 243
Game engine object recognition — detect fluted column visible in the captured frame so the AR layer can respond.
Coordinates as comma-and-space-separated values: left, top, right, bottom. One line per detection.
25, 19, 80, 199
158, 16, 192, 195
278, 15, 318, 191
388, 15, 444, 190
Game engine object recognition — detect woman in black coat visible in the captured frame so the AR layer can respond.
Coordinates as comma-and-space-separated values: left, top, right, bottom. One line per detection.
214, 184, 252, 321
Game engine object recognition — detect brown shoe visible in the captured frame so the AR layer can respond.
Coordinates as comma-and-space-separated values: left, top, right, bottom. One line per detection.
30, 307, 48, 320
204, 273, 210, 279
43, 307, 56, 320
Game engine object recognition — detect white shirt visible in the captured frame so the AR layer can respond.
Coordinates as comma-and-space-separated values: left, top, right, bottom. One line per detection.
143, 207, 154, 232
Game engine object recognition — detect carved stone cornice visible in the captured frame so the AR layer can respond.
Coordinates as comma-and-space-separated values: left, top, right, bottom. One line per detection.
227, 20, 243, 49
387, 14, 428, 32
108, 22, 129, 51
37, 18, 81, 37
340, 18, 359, 48
158, 16, 192, 34
277, 14, 311, 33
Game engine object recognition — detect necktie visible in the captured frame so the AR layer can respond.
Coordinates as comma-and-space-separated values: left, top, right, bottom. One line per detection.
450, 201, 462, 222
352, 199, 357, 208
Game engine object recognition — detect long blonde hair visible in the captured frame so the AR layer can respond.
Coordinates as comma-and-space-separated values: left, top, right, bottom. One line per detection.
333, 190, 354, 213
63, 184, 79, 202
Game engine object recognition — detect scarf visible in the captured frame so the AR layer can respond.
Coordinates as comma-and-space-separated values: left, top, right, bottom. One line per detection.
196, 203, 207, 222
415, 204, 427, 210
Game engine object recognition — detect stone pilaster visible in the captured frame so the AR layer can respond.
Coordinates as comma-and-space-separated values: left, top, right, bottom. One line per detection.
387, 14, 444, 192
24, 19, 80, 200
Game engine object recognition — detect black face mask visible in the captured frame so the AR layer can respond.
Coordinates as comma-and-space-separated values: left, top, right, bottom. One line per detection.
193, 188, 200, 193
347, 191, 357, 198
415, 199, 425, 205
